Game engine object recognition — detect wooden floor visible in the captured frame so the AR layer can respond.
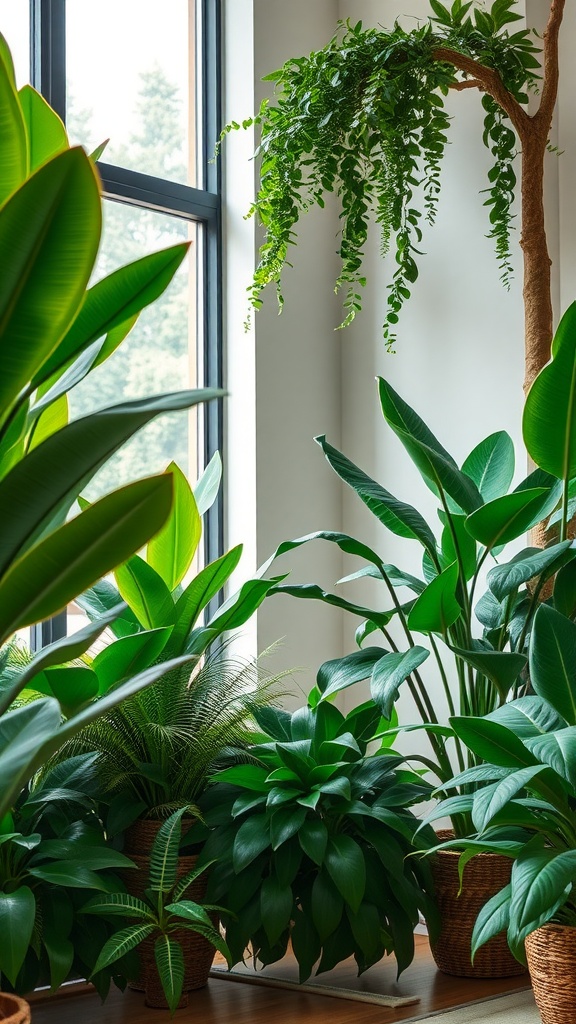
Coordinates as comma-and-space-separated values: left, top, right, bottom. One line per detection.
30, 936, 531, 1024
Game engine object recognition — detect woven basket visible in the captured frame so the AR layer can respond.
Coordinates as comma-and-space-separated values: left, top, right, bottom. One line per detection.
122, 818, 217, 1009
526, 924, 576, 1024
430, 831, 527, 978
0, 993, 30, 1023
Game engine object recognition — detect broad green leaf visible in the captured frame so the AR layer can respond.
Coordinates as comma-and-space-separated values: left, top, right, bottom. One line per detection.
314, 435, 438, 555
260, 530, 393, 580
167, 545, 243, 656
370, 647, 429, 718
19, 84, 68, 172
28, 393, 68, 450
0, 52, 27, 206
486, 697, 567, 738
523, 301, 576, 479
471, 884, 511, 957
407, 561, 461, 634
324, 835, 365, 913
92, 628, 172, 695
115, 555, 176, 630
312, 871, 343, 941
377, 378, 483, 514
450, 716, 538, 769
462, 431, 515, 502
27, 862, 116, 890
32, 243, 189, 387
154, 935, 185, 1014
524, 728, 576, 789
147, 461, 201, 590
0, 148, 100, 414
509, 847, 576, 941
32, 665, 99, 715
80, 894, 154, 920
554, 560, 576, 618
270, 583, 394, 632
439, 512, 477, 581
465, 488, 552, 548
205, 576, 285, 638
261, 874, 293, 946
316, 648, 385, 699
0, 387, 223, 577
194, 451, 222, 516
0, 32, 16, 88
165, 901, 215, 931
0, 474, 174, 644
233, 814, 271, 872
529, 604, 576, 724
488, 541, 574, 602
298, 819, 328, 865
252, 705, 292, 743
450, 647, 526, 702
471, 765, 547, 832
0, 887, 35, 985
213, 765, 269, 791
291, 907, 321, 983
0, 699, 62, 818
92, 924, 156, 974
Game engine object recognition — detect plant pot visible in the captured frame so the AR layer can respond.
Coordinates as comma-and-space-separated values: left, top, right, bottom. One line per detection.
525, 924, 576, 1024
430, 831, 527, 978
0, 993, 30, 1023
123, 818, 217, 1009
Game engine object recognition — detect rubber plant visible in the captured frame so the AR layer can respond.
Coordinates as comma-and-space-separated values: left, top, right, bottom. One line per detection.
224, 0, 565, 392
0, 32, 222, 820
194, 655, 438, 981
259, 301, 576, 826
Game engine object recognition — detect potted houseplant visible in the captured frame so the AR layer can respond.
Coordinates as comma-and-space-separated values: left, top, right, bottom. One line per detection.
81, 809, 231, 1014
194, 651, 439, 981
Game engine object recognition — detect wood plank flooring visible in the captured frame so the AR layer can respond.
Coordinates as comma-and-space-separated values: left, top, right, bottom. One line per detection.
30, 936, 531, 1024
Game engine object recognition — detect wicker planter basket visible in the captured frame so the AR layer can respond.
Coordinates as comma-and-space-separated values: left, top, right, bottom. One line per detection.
123, 818, 217, 1009
0, 993, 30, 1023
430, 831, 527, 978
525, 924, 576, 1024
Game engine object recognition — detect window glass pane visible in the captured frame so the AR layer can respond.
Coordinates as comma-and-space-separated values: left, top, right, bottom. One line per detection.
1, 3, 30, 87
69, 202, 200, 500
66, 0, 197, 186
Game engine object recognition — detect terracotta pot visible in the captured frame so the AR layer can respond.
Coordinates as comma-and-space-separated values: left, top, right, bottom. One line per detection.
0, 993, 30, 1023
123, 818, 217, 1009
526, 924, 576, 1024
430, 831, 527, 978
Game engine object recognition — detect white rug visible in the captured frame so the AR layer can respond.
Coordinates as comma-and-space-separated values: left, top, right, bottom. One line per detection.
413, 989, 538, 1023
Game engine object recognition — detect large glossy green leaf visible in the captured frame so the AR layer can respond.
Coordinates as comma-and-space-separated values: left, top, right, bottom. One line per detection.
147, 461, 201, 590
233, 814, 271, 872
316, 648, 385, 699
524, 728, 576, 789
486, 697, 567, 738
407, 561, 461, 634
509, 846, 576, 942
312, 871, 343, 942
0, 887, 35, 985
450, 647, 527, 702
465, 488, 552, 548
0, 148, 101, 413
0, 388, 223, 576
31, 665, 99, 715
32, 243, 189, 387
462, 431, 515, 502
370, 647, 429, 718
205, 576, 284, 638
165, 545, 242, 657
471, 765, 547, 833
554, 560, 576, 618
488, 541, 574, 602
523, 301, 576, 479
0, 474, 174, 643
314, 435, 438, 555
0, 52, 27, 206
529, 604, 576, 724
471, 884, 511, 957
324, 835, 365, 913
92, 628, 172, 695
18, 85, 68, 172
377, 378, 483, 514
261, 873, 294, 945
439, 512, 477, 581
0, 699, 62, 819
298, 819, 328, 865
115, 555, 175, 630
450, 716, 538, 769
270, 583, 393, 632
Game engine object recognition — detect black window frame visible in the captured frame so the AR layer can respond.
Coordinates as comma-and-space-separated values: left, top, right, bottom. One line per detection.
28, 0, 223, 647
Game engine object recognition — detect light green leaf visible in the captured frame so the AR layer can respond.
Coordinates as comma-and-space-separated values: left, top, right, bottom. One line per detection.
407, 561, 461, 634
465, 488, 552, 548
19, 84, 68, 172
147, 461, 201, 590
461, 431, 515, 502
524, 728, 576, 789
509, 847, 576, 942
149, 808, 188, 893
154, 935, 185, 1014
92, 628, 172, 695
115, 554, 176, 630
471, 765, 547, 833
523, 301, 576, 479
194, 451, 222, 516
166, 545, 243, 656
0, 52, 27, 206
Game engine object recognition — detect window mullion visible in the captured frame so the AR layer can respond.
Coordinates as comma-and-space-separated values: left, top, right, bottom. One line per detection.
30, 0, 65, 118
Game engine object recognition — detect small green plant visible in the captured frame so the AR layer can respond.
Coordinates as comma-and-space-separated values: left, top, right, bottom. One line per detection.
81, 808, 231, 1015
196, 654, 438, 981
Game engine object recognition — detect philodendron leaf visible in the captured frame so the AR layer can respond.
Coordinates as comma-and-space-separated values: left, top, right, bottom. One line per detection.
509, 847, 576, 943
316, 648, 386, 699
524, 728, 576, 789
465, 488, 553, 548
450, 647, 527, 702
523, 300, 576, 479
0, 886, 36, 985
488, 541, 575, 602
450, 716, 538, 770
486, 696, 567, 738
92, 628, 172, 695
147, 461, 201, 590
19, 84, 68, 172
370, 647, 429, 719
529, 604, 576, 724
407, 561, 461, 634
314, 435, 438, 555
461, 431, 515, 502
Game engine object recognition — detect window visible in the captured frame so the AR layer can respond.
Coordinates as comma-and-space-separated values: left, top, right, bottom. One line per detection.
3, 1, 222, 646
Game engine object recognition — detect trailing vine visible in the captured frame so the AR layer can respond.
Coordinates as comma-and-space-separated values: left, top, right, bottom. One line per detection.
223, 0, 543, 350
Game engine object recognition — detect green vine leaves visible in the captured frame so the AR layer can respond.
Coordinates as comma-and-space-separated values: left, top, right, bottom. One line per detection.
223, 1, 541, 347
